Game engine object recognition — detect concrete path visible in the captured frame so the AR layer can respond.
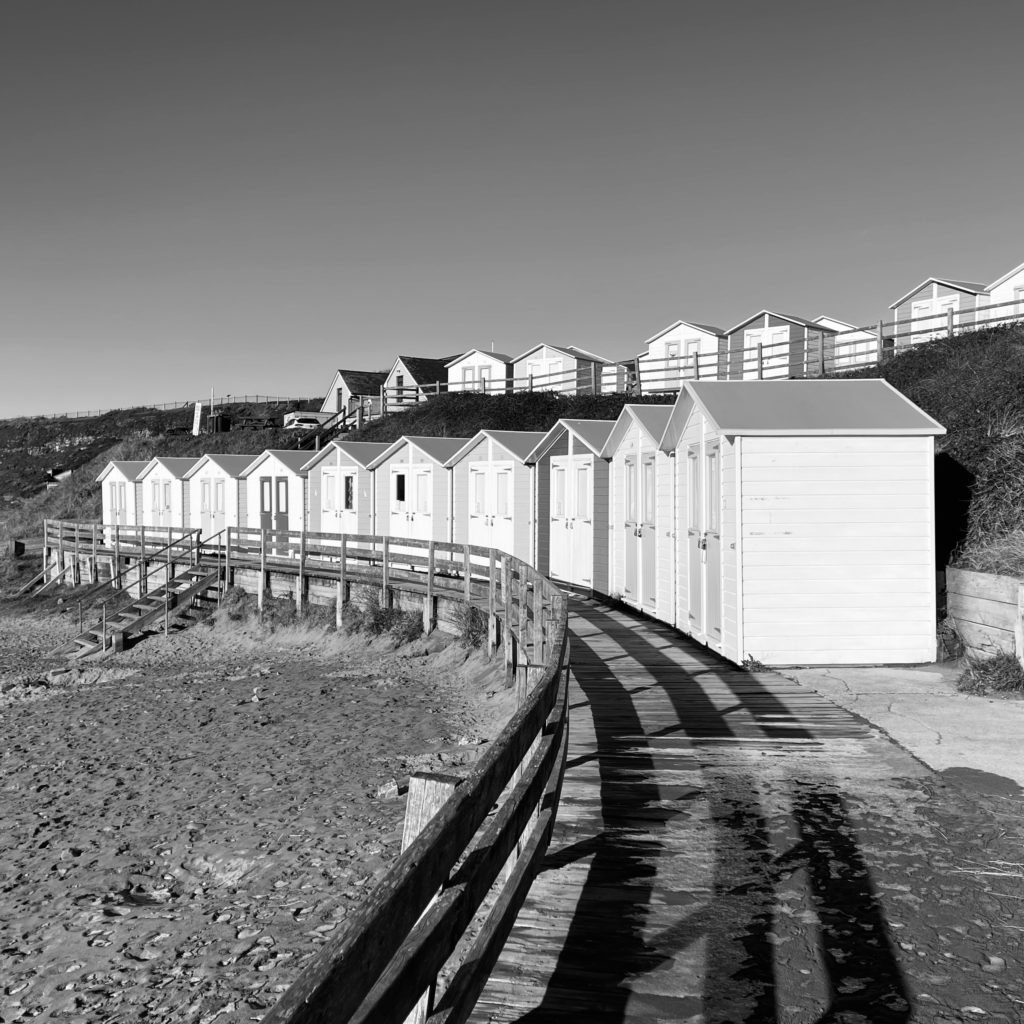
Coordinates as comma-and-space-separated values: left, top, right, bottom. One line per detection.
469, 599, 1024, 1024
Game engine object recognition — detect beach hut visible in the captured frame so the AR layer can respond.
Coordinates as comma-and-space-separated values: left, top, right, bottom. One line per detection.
526, 418, 615, 594
239, 450, 310, 534
601, 405, 675, 618
318, 369, 388, 423
635, 320, 725, 392
97, 461, 148, 527
985, 258, 1024, 325
511, 344, 610, 395
382, 356, 458, 413
137, 457, 201, 530
888, 276, 988, 347
659, 379, 945, 666
811, 316, 878, 370
445, 349, 514, 394
302, 441, 389, 536
182, 454, 254, 538
369, 436, 470, 542
446, 430, 546, 560
723, 311, 839, 380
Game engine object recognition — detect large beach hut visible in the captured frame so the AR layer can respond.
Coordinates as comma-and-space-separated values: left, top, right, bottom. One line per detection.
239, 450, 310, 534
369, 436, 470, 542
445, 350, 514, 394
526, 418, 615, 593
97, 460, 148, 527
446, 430, 546, 560
659, 380, 945, 665
137, 457, 201, 530
302, 441, 389, 536
601, 405, 675, 618
182, 454, 254, 538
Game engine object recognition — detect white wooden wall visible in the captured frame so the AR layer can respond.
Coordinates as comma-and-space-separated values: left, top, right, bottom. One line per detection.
738, 435, 936, 664
243, 458, 305, 533
186, 465, 242, 533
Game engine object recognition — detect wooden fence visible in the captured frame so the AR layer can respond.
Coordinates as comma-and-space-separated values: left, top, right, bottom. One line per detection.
946, 567, 1024, 666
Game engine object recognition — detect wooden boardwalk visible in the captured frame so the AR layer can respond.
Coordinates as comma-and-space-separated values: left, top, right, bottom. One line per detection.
469, 598, 924, 1024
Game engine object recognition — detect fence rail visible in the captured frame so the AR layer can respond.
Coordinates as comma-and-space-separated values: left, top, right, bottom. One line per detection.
33, 395, 314, 421
40, 520, 571, 1023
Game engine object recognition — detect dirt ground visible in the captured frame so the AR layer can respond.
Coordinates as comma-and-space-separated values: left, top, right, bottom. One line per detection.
0, 599, 514, 1023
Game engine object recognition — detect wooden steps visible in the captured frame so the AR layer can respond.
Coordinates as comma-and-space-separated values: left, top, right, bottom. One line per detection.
56, 566, 220, 658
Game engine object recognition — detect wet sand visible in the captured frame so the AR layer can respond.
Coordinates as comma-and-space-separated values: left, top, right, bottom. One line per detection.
0, 603, 512, 1023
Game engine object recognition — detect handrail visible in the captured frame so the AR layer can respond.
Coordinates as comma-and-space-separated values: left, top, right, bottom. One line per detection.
259, 544, 570, 1024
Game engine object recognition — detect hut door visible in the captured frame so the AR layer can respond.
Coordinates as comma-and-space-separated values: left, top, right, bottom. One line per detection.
410, 468, 432, 540
623, 455, 637, 600
390, 468, 408, 537
704, 442, 722, 642
640, 454, 657, 612
490, 466, 514, 556
153, 480, 171, 527
339, 472, 357, 533
468, 467, 489, 547
200, 479, 213, 536
259, 477, 273, 532
112, 482, 127, 526
213, 480, 226, 534
274, 478, 289, 532
570, 456, 593, 587
686, 447, 704, 637
549, 460, 569, 582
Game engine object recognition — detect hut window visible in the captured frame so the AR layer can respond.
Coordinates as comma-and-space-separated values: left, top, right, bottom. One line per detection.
415, 471, 431, 514
214, 480, 225, 513
705, 446, 720, 533
323, 472, 337, 511
687, 448, 699, 527
276, 479, 288, 514
495, 471, 510, 516
343, 475, 355, 511
200, 480, 211, 512
394, 473, 406, 506
553, 466, 566, 518
641, 457, 656, 527
472, 471, 486, 515
625, 458, 637, 522
575, 465, 590, 520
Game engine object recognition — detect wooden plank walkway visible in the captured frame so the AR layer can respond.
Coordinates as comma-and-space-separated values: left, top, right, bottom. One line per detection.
469, 598, 927, 1023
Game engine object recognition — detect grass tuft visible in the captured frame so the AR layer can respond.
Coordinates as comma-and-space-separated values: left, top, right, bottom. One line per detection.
957, 653, 1024, 696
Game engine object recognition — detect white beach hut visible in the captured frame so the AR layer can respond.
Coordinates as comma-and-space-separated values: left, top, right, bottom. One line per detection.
601, 405, 675, 618
445, 350, 514, 394
303, 441, 389, 536
137, 457, 201, 530
659, 379, 945, 666
239, 450, 310, 534
182, 454, 254, 538
97, 460, 149, 528
446, 430, 546, 560
369, 436, 470, 542
526, 419, 615, 594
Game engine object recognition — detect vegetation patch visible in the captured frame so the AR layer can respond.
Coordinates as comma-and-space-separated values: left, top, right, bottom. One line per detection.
957, 653, 1024, 696
343, 594, 422, 643
455, 603, 488, 648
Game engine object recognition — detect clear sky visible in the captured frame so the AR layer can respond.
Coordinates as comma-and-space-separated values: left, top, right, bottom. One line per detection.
2, 1, 1023, 417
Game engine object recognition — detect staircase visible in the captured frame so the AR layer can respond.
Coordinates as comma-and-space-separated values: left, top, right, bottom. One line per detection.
56, 565, 221, 659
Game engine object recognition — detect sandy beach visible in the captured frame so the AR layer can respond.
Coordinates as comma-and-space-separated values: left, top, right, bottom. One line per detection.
0, 599, 512, 1023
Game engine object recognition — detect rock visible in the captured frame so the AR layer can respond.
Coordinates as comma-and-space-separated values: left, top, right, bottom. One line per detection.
981, 955, 1005, 973
376, 779, 399, 801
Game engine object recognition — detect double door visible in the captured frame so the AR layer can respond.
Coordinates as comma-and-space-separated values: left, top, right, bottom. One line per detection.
199, 478, 226, 536
549, 456, 593, 587
109, 482, 128, 526
321, 469, 358, 534
151, 479, 172, 527
390, 466, 432, 540
622, 453, 656, 612
686, 441, 722, 645
468, 463, 514, 554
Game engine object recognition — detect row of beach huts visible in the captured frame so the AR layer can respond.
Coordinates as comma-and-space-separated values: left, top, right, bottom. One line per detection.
98, 379, 945, 667
318, 259, 1024, 420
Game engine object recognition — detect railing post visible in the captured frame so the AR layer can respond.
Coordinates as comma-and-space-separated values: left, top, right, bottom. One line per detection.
463, 545, 471, 602
259, 528, 267, 611
381, 535, 390, 606
73, 523, 80, 585
337, 535, 347, 631
877, 321, 885, 365
167, 527, 172, 588
140, 525, 147, 596
424, 541, 435, 634
296, 530, 306, 613
756, 342, 764, 380
487, 549, 497, 655
224, 526, 232, 587
947, 306, 955, 338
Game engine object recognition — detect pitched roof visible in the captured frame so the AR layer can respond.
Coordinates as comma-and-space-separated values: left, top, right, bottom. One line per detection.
987, 259, 1024, 291
513, 343, 611, 365
240, 449, 312, 476
599, 404, 674, 457
338, 369, 388, 395
139, 457, 202, 480
725, 309, 840, 335
184, 453, 256, 479
444, 349, 514, 367
684, 380, 945, 435
642, 320, 725, 348
300, 440, 390, 473
524, 418, 617, 462
889, 277, 990, 309
394, 356, 459, 385
447, 429, 548, 465
369, 435, 472, 468
96, 460, 149, 483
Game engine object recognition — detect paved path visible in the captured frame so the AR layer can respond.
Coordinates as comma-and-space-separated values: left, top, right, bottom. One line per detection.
469, 599, 1024, 1024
